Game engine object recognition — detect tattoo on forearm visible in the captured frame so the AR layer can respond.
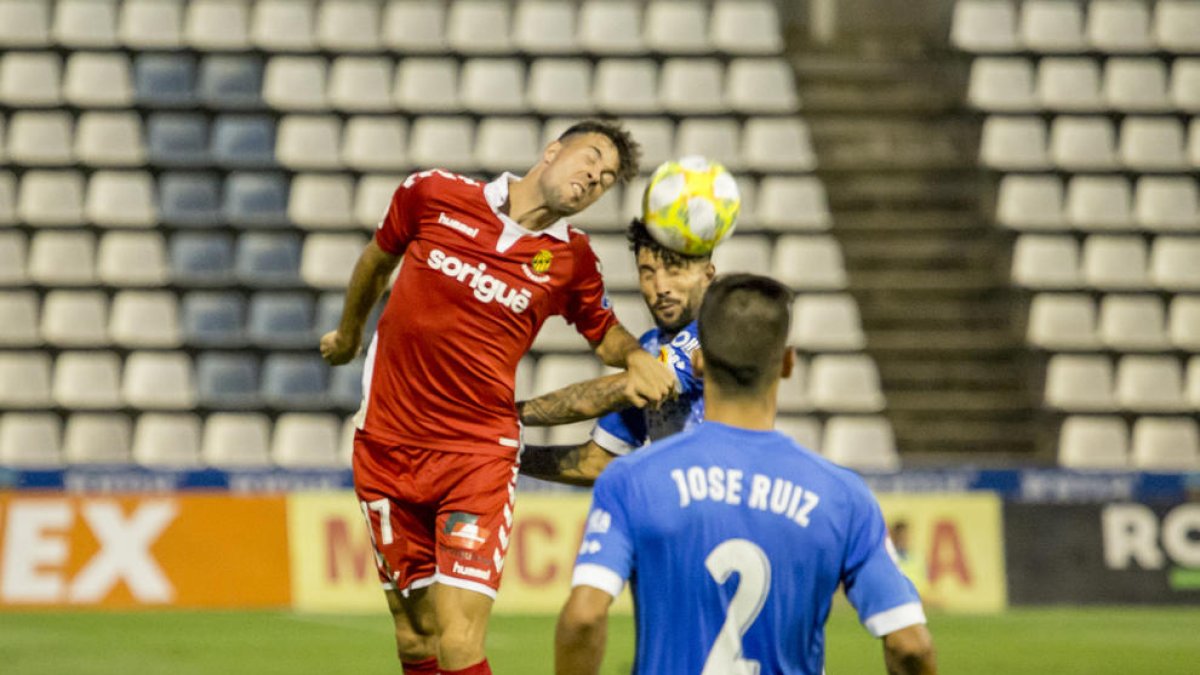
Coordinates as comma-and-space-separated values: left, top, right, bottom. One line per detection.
520, 444, 588, 481
518, 375, 628, 426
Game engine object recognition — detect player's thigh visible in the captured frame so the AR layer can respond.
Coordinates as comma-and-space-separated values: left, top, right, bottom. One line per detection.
433, 583, 494, 638
385, 585, 437, 638
432, 453, 518, 599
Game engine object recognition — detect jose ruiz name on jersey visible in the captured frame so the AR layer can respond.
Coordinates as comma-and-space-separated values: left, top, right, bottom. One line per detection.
668, 465, 822, 529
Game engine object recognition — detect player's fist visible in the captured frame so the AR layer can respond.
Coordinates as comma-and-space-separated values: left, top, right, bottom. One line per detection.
624, 350, 677, 408
320, 330, 361, 365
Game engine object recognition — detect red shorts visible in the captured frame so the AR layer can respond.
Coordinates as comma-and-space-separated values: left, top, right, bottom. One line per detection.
352, 430, 518, 599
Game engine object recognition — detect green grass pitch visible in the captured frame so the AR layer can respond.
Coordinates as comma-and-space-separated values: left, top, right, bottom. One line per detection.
2, 607, 1198, 674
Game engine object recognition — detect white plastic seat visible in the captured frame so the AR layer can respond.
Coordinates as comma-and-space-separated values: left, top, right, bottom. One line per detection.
0, 231, 27, 286
382, 0, 446, 53
1104, 58, 1170, 112
1082, 235, 1150, 290
1171, 58, 1200, 112
123, 351, 195, 410
711, 235, 771, 275
251, 0, 315, 51
774, 358, 810, 412
1131, 417, 1200, 469
661, 58, 725, 114
54, 0, 118, 47
316, 0, 381, 52
1027, 293, 1099, 350
54, 351, 122, 410
568, 187, 622, 231
62, 414, 130, 464
674, 119, 742, 171
645, 0, 710, 55
1057, 416, 1129, 469
63, 53, 133, 108
712, 0, 784, 55
301, 233, 367, 289
119, 0, 184, 49
968, 57, 1036, 112
41, 291, 108, 347
1116, 355, 1186, 412
1065, 176, 1132, 231
329, 57, 393, 112
1155, 0, 1200, 52
339, 416, 355, 467
808, 354, 885, 413
18, 170, 85, 227
202, 413, 272, 467
587, 236, 637, 291
476, 118, 540, 173
528, 59, 593, 115
0, 0, 50, 46
29, 231, 96, 286
0, 352, 51, 408
1036, 57, 1102, 112
408, 117, 476, 172
8, 112, 72, 167
109, 291, 181, 348
952, 0, 1018, 52
447, 0, 512, 55
513, 0, 579, 55
979, 117, 1050, 170
97, 231, 169, 287
757, 176, 830, 232
86, 171, 157, 228
1050, 116, 1118, 170
791, 294, 866, 352
1087, 0, 1153, 53
393, 58, 459, 113
1189, 356, 1200, 407
1044, 354, 1116, 412
0, 413, 62, 467
0, 170, 10, 225
0, 291, 38, 347
608, 294, 652, 338
1019, 0, 1086, 52
0, 52, 62, 107
132, 413, 202, 467
821, 416, 899, 472
997, 175, 1065, 231
531, 314, 591, 352
342, 117, 408, 172
1150, 236, 1200, 291
355, 174, 403, 228
1099, 295, 1169, 351
289, 175, 355, 230
1191, 118, 1200, 167
619, 118, 673, 173
460, 59, 526, 114
743, 118, 817, 172
263, 56, 328, 111
775, 416, 820, 450
1169, 296, 1200, 349
727, 58, 800, 114
276, 116, 342, 170
272, 413, 341, 467
578, 0, 645, 55
184, 0, 249, 50
532, 355, 601, 397
773, 235, 847, 290
1134, 177, 1200, 231
593, 59, 659, 114
1119, 117, 1187, 171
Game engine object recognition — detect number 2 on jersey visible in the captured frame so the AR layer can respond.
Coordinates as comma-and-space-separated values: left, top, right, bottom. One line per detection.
702, 539, 772, 675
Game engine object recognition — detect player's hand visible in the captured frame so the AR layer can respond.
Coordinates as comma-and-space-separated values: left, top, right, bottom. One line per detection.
320, 330, 362, 366
623, 350, 677, 408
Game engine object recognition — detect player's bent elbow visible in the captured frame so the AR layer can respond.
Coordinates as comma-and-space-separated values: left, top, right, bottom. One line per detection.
883, 624, 937, 674
559, 587, 611, 631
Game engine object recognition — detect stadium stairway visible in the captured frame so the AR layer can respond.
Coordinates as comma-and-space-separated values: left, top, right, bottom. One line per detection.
789, 35, 1042, 461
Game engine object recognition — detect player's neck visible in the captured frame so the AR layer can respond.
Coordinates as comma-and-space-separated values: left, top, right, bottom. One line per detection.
703, 388, 778, 432
504, 176, 560, 232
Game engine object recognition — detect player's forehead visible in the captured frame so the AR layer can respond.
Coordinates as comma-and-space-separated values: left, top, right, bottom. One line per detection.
563, 132, 620, 170
636, 246, 704, 273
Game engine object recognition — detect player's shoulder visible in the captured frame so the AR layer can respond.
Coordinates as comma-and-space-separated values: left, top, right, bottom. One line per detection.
401, 168, 485, 195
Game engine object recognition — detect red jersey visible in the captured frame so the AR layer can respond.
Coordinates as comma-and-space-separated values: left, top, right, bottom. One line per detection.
355, 169, 619, 457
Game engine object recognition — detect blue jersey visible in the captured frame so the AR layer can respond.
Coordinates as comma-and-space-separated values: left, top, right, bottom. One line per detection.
592, 320, 704, 455
572, 422, 924, 675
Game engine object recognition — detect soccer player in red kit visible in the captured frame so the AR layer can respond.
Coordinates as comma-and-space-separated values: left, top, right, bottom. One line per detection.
319, 120, 676, 675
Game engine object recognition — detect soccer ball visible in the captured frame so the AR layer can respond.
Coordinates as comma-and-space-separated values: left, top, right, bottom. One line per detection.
642, 156, 741, 257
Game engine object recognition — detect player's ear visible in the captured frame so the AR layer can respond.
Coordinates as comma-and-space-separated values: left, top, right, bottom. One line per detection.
780, 348, 795, 379
692, 349, 705, 378
704, 261, 716, 280
542, 139, 563, 165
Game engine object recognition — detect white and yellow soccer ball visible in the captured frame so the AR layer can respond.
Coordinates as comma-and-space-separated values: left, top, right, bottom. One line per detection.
641, 156, 741, 257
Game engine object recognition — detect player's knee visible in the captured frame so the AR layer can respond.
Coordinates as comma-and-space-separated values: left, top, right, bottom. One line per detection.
393, 625, 437, 662
436, 623, 487, 662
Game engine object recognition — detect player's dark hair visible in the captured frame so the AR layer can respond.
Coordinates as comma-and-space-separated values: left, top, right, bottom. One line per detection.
698, 274, 794, 396
558, 119, 641, 183
626, 219, 711, 267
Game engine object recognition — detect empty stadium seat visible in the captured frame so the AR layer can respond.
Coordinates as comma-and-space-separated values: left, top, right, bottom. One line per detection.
1087, 0, 1153, 53
712, 0, 784, 55
251, 0, 315, 51
147, 114, 209, 168
593, 59, 658, 114
8, 112, 72, 166
314, 293, 348, 337
235, 233, 302, 287
775, 415, 821, 451
408, 117, 476, 172
1104, 58, 1170, 112
202, 413, 272, 467
608, 294, 653, 338
329, 359, 364, 409
170, 232, 234, 286
123, 351, 195, 410
514, 0, 579, 55
198, 55, 264, 110
1131, 417, 1200, 469
645, 0, 710, 55
1120, 117, 1187, 171
1020, 0, 1086, 52
120, 0, 184, 49
0, 232, 26, 287
1066, 176, 1132, 231
29, 231, 96, 286
184, 0, 250, 51
0, 52, 62, 107
289, 174, 355, 229
587, 236, 637, 291
63, 414, 131, 464
0, 291, 37, 347
1116, 355, 1187, 412
726, 58, 800, 114
821, 416, 900, 472
476, 118, 541, 174
76, 112, 145, 168
132, 413, 202, 467
460, 59, 526, 114
97, 231, 169, 287
383, 0, 446, 53
1044, 354, 1116, 412
18, 170, 85, 227
1057, 416, 1129, 469
211, 115, 276, 169
272, 413, 342, 467
661, 58, 725, 114
808, 355, 886, 413
263, 56, 327, 111
87, 171, 157, 228
134, 54, 196, 108
1134, 177, 1200, 231
109, 291, 182, 349
1012, 235, 1081, 289
54, 0, 117, 47
54, 351, 122, 410
1099, 295, 1169, 351
393, 58, 459, 113
743, 118, 817, 172
0, 0, 51, 46
951, 0, 1019, 52
532, 355, 602, 397
248, 292, 315, 349
182, 292, 246, 347
63, 52, 133, 108
565, 185, 621, 231
300, 233, 364, 289
0, 413, 62, 467
41, 290, 108, 347
1174, 59, 1200, 112
676, 119, 741, 170
1155, 0, 1200, 52
791, 295, 867, 352
578, 0, 645, 55
160, 173, 221, 228
1050, 116, 1118, 170
1037, 57, 1102, 112
1169, 296, 1200, 350
996, 175, 1064, 231
772, 236, 847, 290
355, 175, 402, 228
0, 351, 51, 408
316, 0, 381, 52
329, 57, 393, 112
528, 59, 593, 115
711, 235, 770, 275
196, 352, 260, 408
224, 173, 289, 228
447, 0, 512, 55
776, 359, 810, 413
262, 354, 328, 409
1026, 293, 1099, 350
1151, 237, 1200, 291
980, 116, 1050, 170
276, 116, 342, 171
969, 57, 1036, 111
1081, 235, 1149, 290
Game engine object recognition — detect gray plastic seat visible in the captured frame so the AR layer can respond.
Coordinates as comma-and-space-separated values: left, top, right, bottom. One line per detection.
247, 292, 315, 348
170, 232, 235, 287
223, 172, 289, 228
147, 113, 210, 168
235, 232, 302, 287
198, 55, 264, 110
134, 54, 197, 108
196, 352, 261, 409
160, 172, 221, 227
211, 115, 276, 169
262, 354, 329, 410
181, 292, 246, 348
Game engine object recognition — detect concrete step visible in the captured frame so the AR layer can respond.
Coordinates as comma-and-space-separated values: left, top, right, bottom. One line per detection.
887, 389, 1033, 415
865, 329, 1022, 357
833, 208, 984, 233
820, 172, 986, 209
877, 356, 1032, 389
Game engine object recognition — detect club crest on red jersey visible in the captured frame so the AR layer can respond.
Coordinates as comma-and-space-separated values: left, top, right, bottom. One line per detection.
522, 250, 553, 283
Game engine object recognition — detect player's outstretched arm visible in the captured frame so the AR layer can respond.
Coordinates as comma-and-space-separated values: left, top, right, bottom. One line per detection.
518, 373, 633, 427
592, 325, 676, 408
883, 624, 937, 675
555, 586, 613, 675
320, 239, 400, 365
519, 440, 616, 487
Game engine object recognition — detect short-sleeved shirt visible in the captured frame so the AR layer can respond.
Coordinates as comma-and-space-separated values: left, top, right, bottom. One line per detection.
572, 422, 925, 674
357, 169, 618, 457
591, 320, 704, 455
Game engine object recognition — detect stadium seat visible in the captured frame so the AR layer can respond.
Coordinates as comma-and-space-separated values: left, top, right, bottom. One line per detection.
1189, 357, 1200, 408
272, 413, 342, 467
775, 416, 821, 451
608, 294, 653, 338
460, 59, 526, 114
316, 0, 381, 52
514, 0, 579, 55
676, 119, 741, 171
532, 355, 602, 398
579, 0, 645, 55
951, 0, 1018, 53
447, 0, 512, 55
97, 231, 169, 287
393, 58, 459, 113
979, 117, 1050, 170
198, 55, 264, 110
0, 52, 62, 107
1173, 59, 1200, 112
8, 112, 72, 167
383, 0, 447, 52
109, 291, 182, 349
224, 173, 289, 228
1019, 0, 1086, 52
63, 414, 131, 464
123, 351, 195, 410
968, 57, 1036, 112
202, 413, 272, 467
0, 413, 62, 467
531, 315, 590, 352
822, 416, 899, 471
235, 233, 302, 287
54, 0, 117, 47
1026, 293, 1100, 350
28, 231, 97, 286
170, 232, 234, 287
777, 357, 810, 413
743, 118, 817, 172
1050, 116, 1118, 170
276, 116, 342, 171
1104, 58, 1170, 112
147, 114, 209, 168
1155, 0, 1200, 52
355, 174, 402, 228
247, 292, 315, 349
1057, 416, 1129, 469
791, 294, 867, 352
86, 171, 157, 228
339, 417, 355, 466
1134, 177, 1200, 231
661, 58, 725, 114
289, 175, 356, 230
302, 234, 368, 289
1119, 117, 1187, 171
160, 173, 221, 228
1044, 354, 1116, 412
1191, 118, 1200, 167
1099, 295, 1169, 351
196, 352, 260, 408
727, 58, 800, 114
712, 0, 784, 55
476, 118, 541, 174
996, 175, 1064, 231
1169, 296, 1200, 350
0, 352, 51, 408
0, 0, 50, 46
808, 355, 886, 413
1036, 58, 1102, 112
564, 185, 621, 232
0, 171, 11, 226
314, 293, 348, 337
645, 0, 710, 54
706, 235, 765, 277
1081, 235, 1149, 291
1116, 355, 1187, 412
1150, 236, 1200, 291
329, 57, 393, 112
181, 292, 246, 347
262, 354, 329, 409
1012, 235, 1081, 289
132, 413, 203, 467
1087, 0, 1153, 53
134, 54, 197, 108
587, 236, 638, 291
619, 176, 650, 222
17, 170, 85, 227
0, 232, 26, 287
1065, 176, 1132, 231
41, 290, 109, 347
528, 59, 593, 115
408, 117, 476, 172
342, 118, 407, 172
730, 175, 758, 229
1130, 417, 1200, 469
184, 0, 250, 51
119, 0, 184, 49
54, 351, 122, 410
0, 291, 38, 347
263, 56, 328, 111
251, 0, 315, 51
329, 358, 364, 410
63, 53, 133, 108
593, 59, 659, 115
772, 235, 847, 290
211, 115, 276, 169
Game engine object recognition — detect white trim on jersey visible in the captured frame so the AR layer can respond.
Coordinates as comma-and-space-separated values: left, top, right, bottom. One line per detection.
591, 424, 636, 456
354, 331, 381, 431
571, 563, 625, 598
483, 172, 571, 253
863, 601, 927, 638
434, 572, 498, 600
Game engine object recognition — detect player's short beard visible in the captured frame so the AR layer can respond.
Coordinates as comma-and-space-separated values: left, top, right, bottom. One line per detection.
654, 298, 697, 335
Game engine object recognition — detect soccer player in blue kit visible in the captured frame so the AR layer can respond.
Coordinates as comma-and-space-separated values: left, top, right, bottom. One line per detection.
555, 274, 938, 675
